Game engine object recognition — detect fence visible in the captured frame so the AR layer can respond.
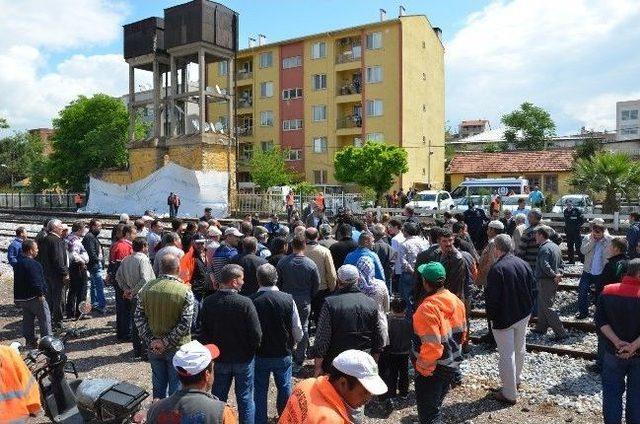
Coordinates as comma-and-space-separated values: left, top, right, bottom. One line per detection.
234, 193, 363, 215
0, 193, 78, 211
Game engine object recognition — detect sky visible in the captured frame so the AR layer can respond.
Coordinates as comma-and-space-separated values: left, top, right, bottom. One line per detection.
0, 0, 639, 135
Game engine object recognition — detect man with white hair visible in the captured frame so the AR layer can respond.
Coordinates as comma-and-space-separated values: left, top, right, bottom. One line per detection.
511, 214, 528, 256
39, 219, 69, 331
309, 264, 384, 376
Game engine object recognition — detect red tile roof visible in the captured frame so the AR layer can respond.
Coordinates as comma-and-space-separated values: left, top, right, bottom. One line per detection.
447, 149, 575, 174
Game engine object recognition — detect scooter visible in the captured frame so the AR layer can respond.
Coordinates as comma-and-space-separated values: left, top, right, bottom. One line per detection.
23, 302, 148, 423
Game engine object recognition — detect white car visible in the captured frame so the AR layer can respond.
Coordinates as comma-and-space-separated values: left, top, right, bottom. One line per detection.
501, 195, 531, 213
408, 190, 455, 211
551, 194, 594, 214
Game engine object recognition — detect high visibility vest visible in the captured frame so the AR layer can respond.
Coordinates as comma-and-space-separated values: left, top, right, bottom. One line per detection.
279, 376, 350, 424
0, 346, 41, 422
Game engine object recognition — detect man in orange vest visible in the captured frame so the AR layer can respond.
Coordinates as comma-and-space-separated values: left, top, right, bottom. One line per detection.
0, 345, 42, 422
413, 262, 467, 424
279, 349, 387, 423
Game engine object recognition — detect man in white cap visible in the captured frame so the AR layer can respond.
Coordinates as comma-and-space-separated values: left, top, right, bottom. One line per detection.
146, 340, 238, 423
280, 349, 387, 423
309, 264, 384, 376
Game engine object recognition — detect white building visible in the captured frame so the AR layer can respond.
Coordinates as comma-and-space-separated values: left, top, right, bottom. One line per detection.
616, 99, 640, 142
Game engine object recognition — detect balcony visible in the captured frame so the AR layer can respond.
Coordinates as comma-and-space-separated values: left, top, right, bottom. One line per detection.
336, 114, 362, 136
236, 98, 253, 110
236, 70, 253, 85
336, 75, 362, 103
236, 124, 253, 137
335, 37, 362, 70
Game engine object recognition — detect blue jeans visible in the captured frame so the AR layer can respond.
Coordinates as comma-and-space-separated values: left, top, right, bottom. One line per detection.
602, 352, 640, 424
415, 371, 453, 424
578, 272, 600, 316
399, 272, 415, 320
213, 359, 255, 424
89, 264, 106, 310
254, 356, 293, 424
149, 349, 180, 399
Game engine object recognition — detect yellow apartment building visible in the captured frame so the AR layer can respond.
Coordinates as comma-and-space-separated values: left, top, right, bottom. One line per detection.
207, 14, 445, 190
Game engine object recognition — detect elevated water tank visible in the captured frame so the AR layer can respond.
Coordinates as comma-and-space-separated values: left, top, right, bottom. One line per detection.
123, 17, 165, 59
164, 0, 238, 53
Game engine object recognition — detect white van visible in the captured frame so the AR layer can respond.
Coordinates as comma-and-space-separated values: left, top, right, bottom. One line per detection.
451, 178, 529, 199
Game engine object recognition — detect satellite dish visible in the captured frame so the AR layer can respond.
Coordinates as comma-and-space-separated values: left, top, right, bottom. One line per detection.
214, 122, 224, 132
203, 122, 211, 132
215, 85, 223, 96
191, 119, 200, 131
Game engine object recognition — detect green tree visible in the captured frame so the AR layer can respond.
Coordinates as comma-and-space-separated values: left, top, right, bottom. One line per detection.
574, 136, 603, 160
47, 94, 131, 191
483, 143, 500, 153
0, 132, 44, 189
569, 152, 640, 213
248, 147, 295, 190
334, 141, 408, 204
501, 102, 556, 150
0, 117, 8, 129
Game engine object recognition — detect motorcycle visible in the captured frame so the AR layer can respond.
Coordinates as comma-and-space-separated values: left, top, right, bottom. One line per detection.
22, 302, 148, 423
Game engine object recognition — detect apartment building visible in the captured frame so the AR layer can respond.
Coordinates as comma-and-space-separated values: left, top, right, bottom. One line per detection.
458, 119, 490, 139
208, 14, 444, 189
616, 99, 640, 142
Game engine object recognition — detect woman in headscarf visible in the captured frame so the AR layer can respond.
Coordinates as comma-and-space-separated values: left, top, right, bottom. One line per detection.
356, 256, 390, 345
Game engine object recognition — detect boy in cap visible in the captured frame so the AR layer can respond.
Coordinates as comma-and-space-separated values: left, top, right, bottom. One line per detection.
146, 340, 238, 423
279, 349, 387, 423
413, 262, 467, 424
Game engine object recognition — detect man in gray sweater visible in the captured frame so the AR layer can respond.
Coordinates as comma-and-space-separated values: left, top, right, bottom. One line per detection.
276, 235, 320, 373
532, 226, 567, 339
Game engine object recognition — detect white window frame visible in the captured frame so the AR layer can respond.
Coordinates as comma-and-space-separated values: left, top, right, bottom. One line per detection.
260, 111, 274, 127
259, 52, 273, 68
311, 41, 326, 59
313, 169, 327, 184
312, 74, 327, 90
218, 61, 228, 76
366, 32, 382, 50
366, 66, 383, 83
285, 149, 302, 161
312, 105, 327, 122
282, 119, 304, 131
313, 137, 328, 153
260, 140, 274, 152
260, 81, 274, 98
282, 88, 303, 100
366, 132, 384, 142
282, 55, 302, 69
366, 99, 383, 117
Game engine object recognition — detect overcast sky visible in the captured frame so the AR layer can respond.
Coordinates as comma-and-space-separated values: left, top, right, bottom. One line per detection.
0, 0, 638, 134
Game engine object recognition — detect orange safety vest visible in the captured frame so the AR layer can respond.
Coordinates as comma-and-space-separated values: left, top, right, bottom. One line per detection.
0, 346, 41, 422
413, 288, 467, 378
279, 376, 350, 424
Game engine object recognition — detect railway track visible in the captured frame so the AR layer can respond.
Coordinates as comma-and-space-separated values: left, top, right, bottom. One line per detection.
470, 309, 596, 332
469, 335, 596, 360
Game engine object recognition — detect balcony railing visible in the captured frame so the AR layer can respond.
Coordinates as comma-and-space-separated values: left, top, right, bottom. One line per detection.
237, 70, 253, 80
335, 49, 362, 64
337, 114, 362, 130
337, 79, 362, 96
236, 98, 253, 109
236, 125, 253, 136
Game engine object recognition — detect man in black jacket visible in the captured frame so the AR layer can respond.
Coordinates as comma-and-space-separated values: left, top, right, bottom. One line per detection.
329, 223, 358, 269
309, 264, 384, 375
82, 219, 106, 313
485, 234, 534, 405
198, 264, 262, 424
231, 237, 267, 296
563, 200, 585, 264
40, 219, 69, 330
251, 263, 303, 423
14, 240, 52, 348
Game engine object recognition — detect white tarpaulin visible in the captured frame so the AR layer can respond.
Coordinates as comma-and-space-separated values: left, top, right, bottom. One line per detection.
86, 163, 229, 218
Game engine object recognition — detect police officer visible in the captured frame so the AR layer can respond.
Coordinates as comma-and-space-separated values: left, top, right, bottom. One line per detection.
463, 201, 490, 251
563, 200, 585, 264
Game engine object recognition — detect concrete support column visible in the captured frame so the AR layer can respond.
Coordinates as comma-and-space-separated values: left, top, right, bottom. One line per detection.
198, 48, 206, 134
128, 65, 135, 142
169, 55, 177, 137
152, 59, 161, 140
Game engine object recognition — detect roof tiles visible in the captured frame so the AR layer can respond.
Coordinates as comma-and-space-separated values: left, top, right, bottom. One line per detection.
447, 149, 575, 174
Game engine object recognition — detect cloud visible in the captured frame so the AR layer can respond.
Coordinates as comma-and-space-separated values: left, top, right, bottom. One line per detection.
446, 0, 640, 133
565, 91, 640, 131
0, 0, 131, 129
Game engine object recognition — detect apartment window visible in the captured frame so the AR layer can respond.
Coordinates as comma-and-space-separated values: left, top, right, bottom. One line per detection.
621, 127, 639, 135
622, 109, 639, 120
218, 61, 228, 76
313, 137, 328, 153
260, 110, 274, 126
312, 74, 327, 90
259, 52, 273, 68
285, 149, 302, 161
544, 174, 558, 194
312, 105, 327, 121
366, 32, 382, 49
282, 55, 302, 69
260, 81, 274, 98
311, 41, 326, 59
366, 99, 383, 117
283, 119, 303, 131
260, 140, 274, 152
314, 170, 327, 184
239, 143, 253, 161
366, 66, 383, 83
282, 88, 303, 100
366, 132, 384, 143
353, 137, 363, 147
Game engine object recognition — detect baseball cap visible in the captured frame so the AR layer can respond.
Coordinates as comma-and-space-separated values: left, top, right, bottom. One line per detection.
332, 350, 387, 396
488, 220, 505, 230
208, 226, 222, 237
224, 227, 243, 237
417, 262, 446, 282
173, 340, 220, 376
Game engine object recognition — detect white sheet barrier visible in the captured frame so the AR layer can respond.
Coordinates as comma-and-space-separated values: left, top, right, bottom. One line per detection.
86, 163, 229, 218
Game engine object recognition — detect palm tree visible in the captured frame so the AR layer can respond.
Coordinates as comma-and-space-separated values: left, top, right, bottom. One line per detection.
570, 152, 640, 213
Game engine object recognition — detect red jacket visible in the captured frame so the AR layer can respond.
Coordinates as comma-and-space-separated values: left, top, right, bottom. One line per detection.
110, 239, 133, 263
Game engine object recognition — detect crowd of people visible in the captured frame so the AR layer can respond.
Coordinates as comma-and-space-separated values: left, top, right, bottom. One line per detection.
5, 197, 640, 424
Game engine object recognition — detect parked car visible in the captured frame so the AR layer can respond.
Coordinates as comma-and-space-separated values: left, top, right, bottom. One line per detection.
501, 194, 532, 213
407, 190, 455, 211
452, 195, 491, 212
551, 194, 594, 214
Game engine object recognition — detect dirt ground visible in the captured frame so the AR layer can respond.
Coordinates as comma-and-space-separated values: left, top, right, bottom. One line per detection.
0, 279, 601, 424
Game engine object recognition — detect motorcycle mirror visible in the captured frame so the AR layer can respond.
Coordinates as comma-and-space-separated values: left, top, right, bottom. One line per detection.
78, 301, 92, 316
